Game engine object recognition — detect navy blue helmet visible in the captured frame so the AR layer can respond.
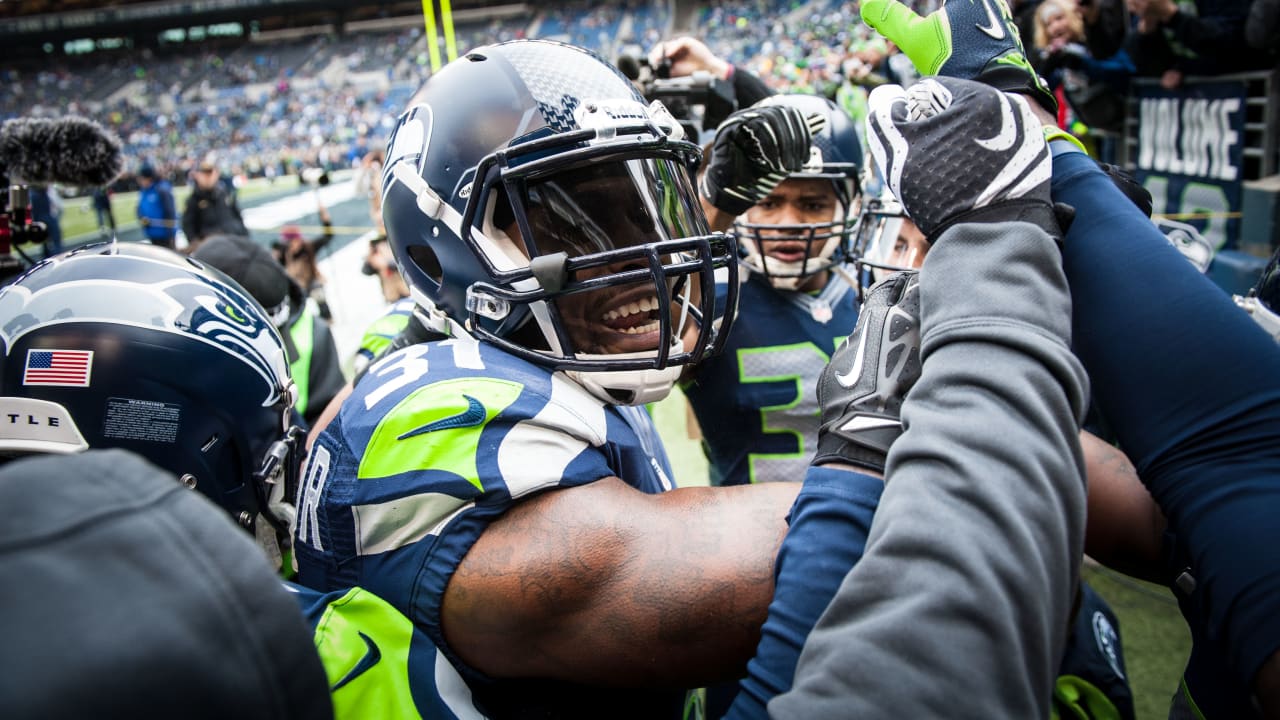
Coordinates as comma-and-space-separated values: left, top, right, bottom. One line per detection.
380, 39, 738, 405
0, 242, 303, 536
733, 93, 863, 289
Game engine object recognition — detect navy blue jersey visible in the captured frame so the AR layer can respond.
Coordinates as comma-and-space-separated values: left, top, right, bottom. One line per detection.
683, 270, 860, 485
294, 336, 693, 718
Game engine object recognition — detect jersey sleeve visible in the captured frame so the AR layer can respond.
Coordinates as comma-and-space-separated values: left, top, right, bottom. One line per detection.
294, 340, 623, 685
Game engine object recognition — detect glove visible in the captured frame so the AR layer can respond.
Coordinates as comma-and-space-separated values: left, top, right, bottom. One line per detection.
813, 270, 922, 475
865, 76, 1063, 243
860, 0, 1057, 114
1097, 162, 1152, 217
699, 104, 826, 216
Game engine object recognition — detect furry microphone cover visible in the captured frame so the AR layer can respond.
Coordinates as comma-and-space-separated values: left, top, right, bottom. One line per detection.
0, 116, 124, 187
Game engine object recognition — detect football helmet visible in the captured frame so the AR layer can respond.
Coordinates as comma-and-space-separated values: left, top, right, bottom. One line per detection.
1236, 244, 1280, 341
850, 192, 929, 288
380, 39, 738, 405
0, 242, 303, 544
733, 93, 863, 290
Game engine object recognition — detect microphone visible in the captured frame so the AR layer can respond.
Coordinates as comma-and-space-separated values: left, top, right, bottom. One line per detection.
0, 116, 124, 187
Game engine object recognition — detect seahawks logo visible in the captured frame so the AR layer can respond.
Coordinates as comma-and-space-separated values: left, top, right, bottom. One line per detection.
0, 251, 289, 407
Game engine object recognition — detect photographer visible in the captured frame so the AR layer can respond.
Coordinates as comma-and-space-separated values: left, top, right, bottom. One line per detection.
271, 193, 334, 322
632, 36, 768, 137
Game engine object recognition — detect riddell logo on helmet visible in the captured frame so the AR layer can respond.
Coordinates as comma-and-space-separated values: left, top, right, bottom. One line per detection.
575, 99, 650, 131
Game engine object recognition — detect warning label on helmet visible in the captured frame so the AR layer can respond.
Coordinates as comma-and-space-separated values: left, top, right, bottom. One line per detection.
103, 397, 180, 443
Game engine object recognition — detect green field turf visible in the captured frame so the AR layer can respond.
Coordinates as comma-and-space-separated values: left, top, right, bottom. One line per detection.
650, 389, 1192, 719
42, 174, 306, 242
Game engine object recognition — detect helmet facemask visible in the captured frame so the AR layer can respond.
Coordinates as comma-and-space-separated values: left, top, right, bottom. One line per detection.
852, 195, 930, 296
454, 121, 739, 405
735, 174, 859, 291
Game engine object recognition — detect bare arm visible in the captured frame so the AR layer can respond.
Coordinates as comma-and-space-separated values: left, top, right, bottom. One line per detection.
1080, 429, 1168, 583
442, 477, 800, 687
306, 381, 353, 452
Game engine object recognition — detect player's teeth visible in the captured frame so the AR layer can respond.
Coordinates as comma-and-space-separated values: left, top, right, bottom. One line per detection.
621, 320, 661, 335
602, 297, 658, 322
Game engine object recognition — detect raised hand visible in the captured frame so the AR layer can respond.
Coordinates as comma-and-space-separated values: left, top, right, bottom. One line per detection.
860, 0, 1057, 113
699, 104, 827, 217
813, 270, 921, 476
865, 76, 1060, 242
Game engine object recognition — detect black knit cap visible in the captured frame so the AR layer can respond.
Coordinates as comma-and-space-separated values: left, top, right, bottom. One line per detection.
191, 233, 302, 320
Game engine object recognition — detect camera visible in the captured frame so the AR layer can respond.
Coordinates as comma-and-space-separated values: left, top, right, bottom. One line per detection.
0, 183, 49, 284
616, 48, 738, 142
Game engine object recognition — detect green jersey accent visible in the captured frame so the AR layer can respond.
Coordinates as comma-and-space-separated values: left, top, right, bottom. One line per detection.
737, 342, 834, 484
311, 587, 423, 720
288, 313, 315, 416
360, 311, 414, 360
1051, 675, 1123, 720
357, 377, 524, 488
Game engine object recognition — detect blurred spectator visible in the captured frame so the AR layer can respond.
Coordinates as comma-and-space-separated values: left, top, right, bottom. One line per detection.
91, 187, 115, 239
355, 149, 386, 236
1076, 0, 1131, 58
271, 194, 334, 321
1126, 0, 1270, 85
182, 157, 248, 247
136, 164, 178, 249
28, 185, 62, 259
362, 236, 409, 304
191, 234, 345, 427
1033, 0, 1135, 132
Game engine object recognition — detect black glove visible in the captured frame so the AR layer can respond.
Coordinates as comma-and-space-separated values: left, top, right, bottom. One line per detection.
699, 104, 824, 216
866, 76, 1063, 243
813, 271, 922, 475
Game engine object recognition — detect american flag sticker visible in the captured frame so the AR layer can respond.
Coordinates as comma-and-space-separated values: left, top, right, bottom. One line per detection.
24, 349, 94, 387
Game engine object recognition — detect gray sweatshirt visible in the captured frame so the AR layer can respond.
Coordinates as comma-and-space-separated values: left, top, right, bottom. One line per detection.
770, 220, 1090, 719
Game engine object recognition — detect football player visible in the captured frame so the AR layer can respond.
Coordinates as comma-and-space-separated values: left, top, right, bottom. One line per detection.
292, 39, 811, 718
683, 93, 866, 488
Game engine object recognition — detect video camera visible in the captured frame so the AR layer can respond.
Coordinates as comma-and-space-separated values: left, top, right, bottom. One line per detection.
0, 184, 48, 284
616, 48, 738, 142
0, 116, 124, 286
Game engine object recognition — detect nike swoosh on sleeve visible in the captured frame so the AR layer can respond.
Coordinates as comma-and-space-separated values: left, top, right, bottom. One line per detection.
398, 394, 487, 440
331, 632, 382, 692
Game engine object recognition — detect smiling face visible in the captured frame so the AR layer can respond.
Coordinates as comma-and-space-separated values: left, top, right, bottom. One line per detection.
511, 158, 706, 358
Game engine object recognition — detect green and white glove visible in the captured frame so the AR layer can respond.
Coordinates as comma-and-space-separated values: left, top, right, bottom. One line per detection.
865, 76, 1062, 242
814, 270, 922, 475
860, 0, 1057, 114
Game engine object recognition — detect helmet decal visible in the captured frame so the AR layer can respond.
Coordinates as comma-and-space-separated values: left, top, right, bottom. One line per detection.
0, 253, 286, 407
382, 103, 433, 210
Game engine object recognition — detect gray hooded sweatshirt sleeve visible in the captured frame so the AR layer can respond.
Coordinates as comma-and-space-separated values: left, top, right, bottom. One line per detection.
770, 220, 1090, 719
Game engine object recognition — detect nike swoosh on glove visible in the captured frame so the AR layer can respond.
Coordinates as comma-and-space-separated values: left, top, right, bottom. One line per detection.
861, 0, 1057, 114
813, 270, 921, 475
700, 104, 827, 216
865, 76, 1064, 243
